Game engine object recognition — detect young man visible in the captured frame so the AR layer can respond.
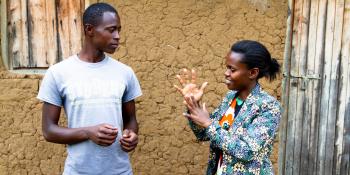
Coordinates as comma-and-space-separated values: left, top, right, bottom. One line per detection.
37, 3, 142, 175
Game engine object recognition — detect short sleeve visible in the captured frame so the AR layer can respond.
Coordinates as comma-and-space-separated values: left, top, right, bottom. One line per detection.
37, 69, 62, 106
122, 69, 142, 102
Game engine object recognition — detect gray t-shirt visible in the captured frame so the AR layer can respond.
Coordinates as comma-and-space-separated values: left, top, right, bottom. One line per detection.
37, 55, 142, 175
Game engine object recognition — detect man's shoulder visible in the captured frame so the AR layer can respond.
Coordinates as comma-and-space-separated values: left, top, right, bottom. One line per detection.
48, 55, 76, 72
107, 57, 134, 72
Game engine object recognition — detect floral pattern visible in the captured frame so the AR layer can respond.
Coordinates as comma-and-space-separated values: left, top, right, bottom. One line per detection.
188, 83, 282, 175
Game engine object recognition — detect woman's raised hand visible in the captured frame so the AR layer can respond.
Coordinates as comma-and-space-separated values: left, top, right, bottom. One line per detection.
174, 69, 208, 102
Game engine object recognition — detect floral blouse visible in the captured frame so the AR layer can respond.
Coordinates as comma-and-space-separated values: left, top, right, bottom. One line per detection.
188, 83, 282, 175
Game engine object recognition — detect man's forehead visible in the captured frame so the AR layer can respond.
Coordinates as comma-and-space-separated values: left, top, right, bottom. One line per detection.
103, 11, 118, 19
100, 11, 120, 26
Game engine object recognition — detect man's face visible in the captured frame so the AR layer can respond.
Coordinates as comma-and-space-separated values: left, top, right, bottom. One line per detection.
91, 12, 121, 54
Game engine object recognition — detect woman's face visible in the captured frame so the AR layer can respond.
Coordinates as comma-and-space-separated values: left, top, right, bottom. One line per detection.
224, 51, 253, 91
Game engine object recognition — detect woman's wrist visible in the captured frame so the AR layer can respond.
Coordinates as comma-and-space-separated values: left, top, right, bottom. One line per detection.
203, 119, 212, 128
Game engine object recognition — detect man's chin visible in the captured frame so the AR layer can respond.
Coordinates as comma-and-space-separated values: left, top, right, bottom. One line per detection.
104, 49, 117, 54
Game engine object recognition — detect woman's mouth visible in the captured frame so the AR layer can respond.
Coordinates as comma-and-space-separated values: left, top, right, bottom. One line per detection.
225, 79, 232, 84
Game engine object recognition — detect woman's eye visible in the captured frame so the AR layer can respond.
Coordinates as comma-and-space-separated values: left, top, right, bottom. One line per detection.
226, 66, 235, 72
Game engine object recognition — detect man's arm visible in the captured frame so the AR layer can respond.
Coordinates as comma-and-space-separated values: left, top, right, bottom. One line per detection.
42, 102, 118, 146
120, 100, 139, 152
122, 100, 138, 133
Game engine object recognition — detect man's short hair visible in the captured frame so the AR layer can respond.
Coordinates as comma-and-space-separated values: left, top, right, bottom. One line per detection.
83, 3, 118, 26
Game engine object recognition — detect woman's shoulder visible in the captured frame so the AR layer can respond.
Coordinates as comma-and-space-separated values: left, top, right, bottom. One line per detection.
256, 90, 281, 110
225, 90, 237, 98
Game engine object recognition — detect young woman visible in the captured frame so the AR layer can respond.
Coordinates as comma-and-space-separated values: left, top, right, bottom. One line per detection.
174, 40, 282, 175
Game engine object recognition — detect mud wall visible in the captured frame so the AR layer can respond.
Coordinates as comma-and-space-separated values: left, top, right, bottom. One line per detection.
0, 0, 287, 174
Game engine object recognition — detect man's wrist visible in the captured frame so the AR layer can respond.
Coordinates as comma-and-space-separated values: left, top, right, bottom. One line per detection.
82, 127, 91, 140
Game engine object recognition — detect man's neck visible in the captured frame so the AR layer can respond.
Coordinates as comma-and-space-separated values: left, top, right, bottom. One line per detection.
78, 43, 105, 63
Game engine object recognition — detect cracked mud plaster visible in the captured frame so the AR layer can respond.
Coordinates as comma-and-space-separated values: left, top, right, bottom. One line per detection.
0, 0, 287, 174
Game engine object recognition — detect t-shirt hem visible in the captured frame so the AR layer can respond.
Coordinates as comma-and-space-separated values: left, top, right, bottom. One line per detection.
36, 96, 62, 107
122, 92, 142, 103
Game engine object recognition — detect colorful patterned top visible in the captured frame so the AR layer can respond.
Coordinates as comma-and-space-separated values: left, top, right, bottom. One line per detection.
188, 83, 281, 175
216, 97, 244, 175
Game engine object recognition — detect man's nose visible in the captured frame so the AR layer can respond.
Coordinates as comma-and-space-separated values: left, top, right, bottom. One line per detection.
114, 31, 120, 39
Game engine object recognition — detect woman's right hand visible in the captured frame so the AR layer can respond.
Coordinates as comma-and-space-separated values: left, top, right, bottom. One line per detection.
174, 69, 208, 103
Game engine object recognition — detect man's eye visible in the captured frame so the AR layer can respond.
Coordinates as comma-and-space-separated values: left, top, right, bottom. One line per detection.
107, 28, 116, 33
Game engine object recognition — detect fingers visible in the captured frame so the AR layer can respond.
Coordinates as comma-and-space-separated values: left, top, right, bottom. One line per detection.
191, 69, 196, 84
122, 129, 130, 137
190, 95, 199, 108
98, 138, 117, 146
97, 132, 118, 140
200, 82, 208, 92
103, 124, 117, 129
120, 132, 138, 152
184, 95, 194, 110
182, 112, 192, 119
177, 69, 196, 85
122, 130, 137, 141
174, 85, 184, 95
120, 144, 137, 152
120, 137, 137, 146
183, 68, 190, 84
202, 102, 208, 113
185, 94, 199, 112
99, 126, 118, 136
176, 74, 185, 86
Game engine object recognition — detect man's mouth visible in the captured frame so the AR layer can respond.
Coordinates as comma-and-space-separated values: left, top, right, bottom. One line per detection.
110, 44, 119, 48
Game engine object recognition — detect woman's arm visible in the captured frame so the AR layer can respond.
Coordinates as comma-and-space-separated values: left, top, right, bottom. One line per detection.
188, 109, 218, 141
186, 91, 233, 141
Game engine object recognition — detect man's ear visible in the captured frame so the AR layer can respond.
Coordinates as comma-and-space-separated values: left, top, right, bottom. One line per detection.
249, 68, 259, 80
84, 24, 94, 37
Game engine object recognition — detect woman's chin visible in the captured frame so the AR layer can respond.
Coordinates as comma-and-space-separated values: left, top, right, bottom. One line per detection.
225, 82, 235, 90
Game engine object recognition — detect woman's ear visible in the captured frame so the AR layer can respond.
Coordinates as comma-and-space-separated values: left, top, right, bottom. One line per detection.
84, 24, 94, 37
249, 68, 259, 80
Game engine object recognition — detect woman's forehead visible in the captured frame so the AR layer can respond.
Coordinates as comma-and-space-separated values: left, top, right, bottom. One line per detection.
228, 51, 244, 62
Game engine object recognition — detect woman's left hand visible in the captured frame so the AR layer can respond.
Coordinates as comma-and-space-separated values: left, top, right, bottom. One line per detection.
183, 95, 212, 128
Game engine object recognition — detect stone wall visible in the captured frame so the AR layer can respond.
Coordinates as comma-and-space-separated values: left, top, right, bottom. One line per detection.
0, 0, 287, 174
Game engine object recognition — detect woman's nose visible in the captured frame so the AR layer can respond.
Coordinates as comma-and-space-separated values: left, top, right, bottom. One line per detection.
224, 69, 230, 77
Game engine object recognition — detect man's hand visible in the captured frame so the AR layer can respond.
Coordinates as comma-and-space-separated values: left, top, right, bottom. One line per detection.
120, 129, 138, 152
86, 124, 118, 147
174, 69, 208, 103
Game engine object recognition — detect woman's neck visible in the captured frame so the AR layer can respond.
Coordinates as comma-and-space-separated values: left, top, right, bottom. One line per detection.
237, 81, 257, 100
